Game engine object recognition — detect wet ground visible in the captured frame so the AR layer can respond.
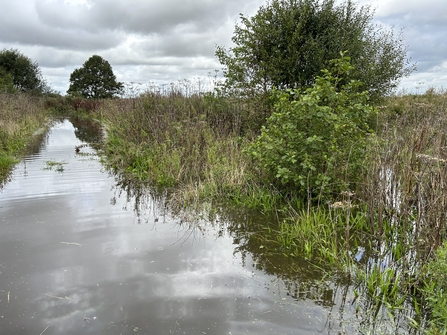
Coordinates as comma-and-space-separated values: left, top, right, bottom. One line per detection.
0, 119, 352, 335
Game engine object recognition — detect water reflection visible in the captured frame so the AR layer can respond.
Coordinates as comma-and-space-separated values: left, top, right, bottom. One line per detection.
108, 176, 363, 334
70, 115, 103, 144
111, 165, 420, 334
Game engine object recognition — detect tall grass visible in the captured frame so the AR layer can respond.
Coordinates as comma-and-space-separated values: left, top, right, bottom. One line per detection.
0, 93, 49, 183
355, 89, 447, 332
96, 87, 268, 210
363, 90, 447, 276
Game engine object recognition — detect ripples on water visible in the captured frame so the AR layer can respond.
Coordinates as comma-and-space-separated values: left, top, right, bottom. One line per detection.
0, 119, 357, 335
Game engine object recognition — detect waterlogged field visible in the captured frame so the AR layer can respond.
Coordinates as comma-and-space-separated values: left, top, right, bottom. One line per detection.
0, 119, 365, 335
2, 90, 447, 334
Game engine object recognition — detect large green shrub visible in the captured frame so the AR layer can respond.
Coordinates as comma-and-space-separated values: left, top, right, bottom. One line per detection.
249, 54, 375, 200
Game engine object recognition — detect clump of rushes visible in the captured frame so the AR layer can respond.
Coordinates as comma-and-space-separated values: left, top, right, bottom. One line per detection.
277, 197, 370, 275
0, 93, 49, 183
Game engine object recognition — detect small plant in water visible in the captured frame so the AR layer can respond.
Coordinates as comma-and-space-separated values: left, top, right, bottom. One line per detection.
44, 160, 67, 172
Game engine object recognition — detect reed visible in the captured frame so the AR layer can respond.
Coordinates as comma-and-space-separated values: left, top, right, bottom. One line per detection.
356, 89, 447, 332
363, 90, 447, 277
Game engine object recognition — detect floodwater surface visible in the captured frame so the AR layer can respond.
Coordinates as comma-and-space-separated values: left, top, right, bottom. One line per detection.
0, 120, 352, 335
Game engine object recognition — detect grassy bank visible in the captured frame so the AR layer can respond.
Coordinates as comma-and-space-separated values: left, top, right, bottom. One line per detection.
0, 93, 49, 184
95, 90, 279, 211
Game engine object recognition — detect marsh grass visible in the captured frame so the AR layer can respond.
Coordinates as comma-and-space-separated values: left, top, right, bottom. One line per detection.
0, 93, 49, 182
97, 87, 267, 210
356, 89, 447, 331
364, 90, 447, 271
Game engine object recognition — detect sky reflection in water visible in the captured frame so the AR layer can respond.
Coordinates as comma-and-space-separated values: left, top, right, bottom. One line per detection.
0, 119, 341, 335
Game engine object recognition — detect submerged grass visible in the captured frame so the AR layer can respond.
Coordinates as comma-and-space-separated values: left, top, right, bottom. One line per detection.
278, 206, 370, 271
44, 160, 67, 172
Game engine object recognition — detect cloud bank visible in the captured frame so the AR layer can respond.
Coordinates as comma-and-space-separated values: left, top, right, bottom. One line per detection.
1, 0, 446, 93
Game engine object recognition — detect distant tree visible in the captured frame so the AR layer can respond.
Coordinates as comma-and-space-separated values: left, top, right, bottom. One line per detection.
67, 55, 124, 99
0, 48, 49, 94
216, 0, 415, 101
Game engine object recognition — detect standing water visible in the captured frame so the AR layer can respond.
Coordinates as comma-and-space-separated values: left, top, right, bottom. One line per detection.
0, 119, 352, 335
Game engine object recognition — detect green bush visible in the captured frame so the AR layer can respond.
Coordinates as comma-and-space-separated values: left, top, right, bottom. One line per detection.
249, 53, 375, 201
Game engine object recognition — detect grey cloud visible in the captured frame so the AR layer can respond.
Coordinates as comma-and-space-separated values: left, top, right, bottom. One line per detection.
34, 0, 253, 36
0, 2, 123, 51
129, 32, 217, 59
358, 0, 445, 90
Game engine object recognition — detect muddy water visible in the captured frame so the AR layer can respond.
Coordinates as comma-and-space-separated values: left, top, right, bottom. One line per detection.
0, 119, 350, 335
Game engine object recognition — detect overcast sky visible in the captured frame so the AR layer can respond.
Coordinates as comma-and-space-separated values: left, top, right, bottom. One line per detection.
1, 0, 446, 95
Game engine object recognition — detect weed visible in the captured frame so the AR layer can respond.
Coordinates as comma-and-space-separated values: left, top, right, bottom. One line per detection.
44, 160, 67, 172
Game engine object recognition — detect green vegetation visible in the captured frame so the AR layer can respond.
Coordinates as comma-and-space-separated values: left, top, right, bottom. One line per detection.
250, 54, 375, 201
98, 89, 255, 210
67, 55, 124, 99
0, 50, 54, 182
0, 93, 49, 183
0, 67, 16, 93
44, 160, 67, 172
423, 242, 447, 334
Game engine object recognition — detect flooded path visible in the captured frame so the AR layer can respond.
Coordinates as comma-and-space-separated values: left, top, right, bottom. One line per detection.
0, 119, 349, 335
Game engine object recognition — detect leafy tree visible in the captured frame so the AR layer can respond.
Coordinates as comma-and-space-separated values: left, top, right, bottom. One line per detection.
216, 0, 415, 101
67, 55, 124, 99
0, 48, 49, 94
249, 53, 375, 200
